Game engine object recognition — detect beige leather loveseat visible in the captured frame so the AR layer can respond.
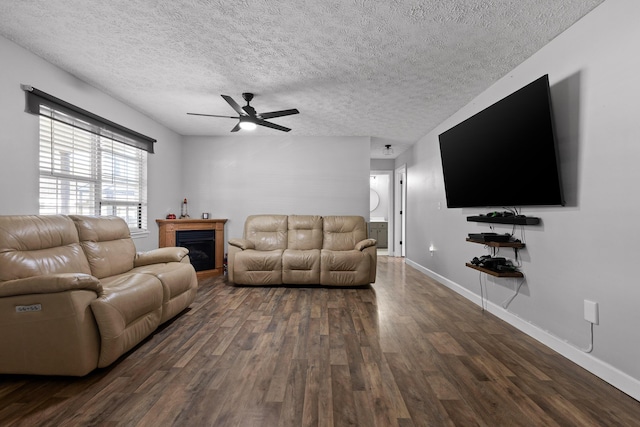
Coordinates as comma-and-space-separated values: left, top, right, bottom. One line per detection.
228, 215, 377, 286
0, 215, 198, 376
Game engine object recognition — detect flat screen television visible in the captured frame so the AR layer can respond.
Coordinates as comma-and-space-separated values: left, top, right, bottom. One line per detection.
438, 74, 564, 208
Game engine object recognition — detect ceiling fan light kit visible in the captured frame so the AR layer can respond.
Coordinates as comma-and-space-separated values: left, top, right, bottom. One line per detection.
239, 117, 257, 130
188, 93, 299, 133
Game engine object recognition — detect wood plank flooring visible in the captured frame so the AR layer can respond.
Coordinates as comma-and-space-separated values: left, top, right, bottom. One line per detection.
1, 256, 639, 426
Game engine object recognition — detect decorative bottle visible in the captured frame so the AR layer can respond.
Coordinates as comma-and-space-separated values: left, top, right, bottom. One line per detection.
180, 198, 190, 218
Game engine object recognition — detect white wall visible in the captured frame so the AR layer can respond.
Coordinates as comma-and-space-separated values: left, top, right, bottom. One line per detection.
181, 135, 370, 244
0, 36, 184, 251
400, 0, 640, 398
370, 159, 395, 170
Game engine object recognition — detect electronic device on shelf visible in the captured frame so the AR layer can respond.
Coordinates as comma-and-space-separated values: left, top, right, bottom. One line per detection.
468, 232, 512, 242
496, 264, 518, 272
438, 74, 565, 209
470, 256, 515, 271
481, 211, 515, 218
481, 257, 507, 269
470, 255, 492, 266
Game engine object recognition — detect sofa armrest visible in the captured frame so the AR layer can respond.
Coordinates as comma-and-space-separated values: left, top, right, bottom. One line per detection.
0, 273, 102, 298
355, 238, 377, 251
134, 247, 189, 267
228, 238, 255, 250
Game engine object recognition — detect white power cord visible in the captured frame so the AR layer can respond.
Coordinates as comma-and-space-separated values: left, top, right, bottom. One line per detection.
492, 276, 595, 353
501, 277, 526, 309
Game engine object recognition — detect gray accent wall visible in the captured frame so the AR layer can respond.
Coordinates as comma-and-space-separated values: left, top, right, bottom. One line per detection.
399, 0, 640, 399
180, 135, 370, 244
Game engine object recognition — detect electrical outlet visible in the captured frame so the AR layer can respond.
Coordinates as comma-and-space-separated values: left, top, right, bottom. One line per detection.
584, 300, 599, 324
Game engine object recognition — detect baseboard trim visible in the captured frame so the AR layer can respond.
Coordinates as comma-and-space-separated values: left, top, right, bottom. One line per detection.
405, 258, 640, 402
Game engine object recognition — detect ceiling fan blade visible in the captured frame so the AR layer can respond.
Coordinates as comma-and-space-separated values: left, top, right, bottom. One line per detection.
221, 95, 245, 115
256, 119, 291, 132
242, 105, 257, 117
230, 122, 241, 132
187, 112, 238, 119
259, 109, 300, 120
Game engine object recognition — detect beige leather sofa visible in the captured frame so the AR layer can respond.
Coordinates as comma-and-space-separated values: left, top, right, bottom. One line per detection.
0, 215, 198, 376
228, 215, 377, 286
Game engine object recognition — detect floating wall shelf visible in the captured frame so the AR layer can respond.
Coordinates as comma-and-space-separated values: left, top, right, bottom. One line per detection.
467, 215, 540, 225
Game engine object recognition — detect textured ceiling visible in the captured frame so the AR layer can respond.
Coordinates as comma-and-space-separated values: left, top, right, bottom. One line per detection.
0, 0, 603, 158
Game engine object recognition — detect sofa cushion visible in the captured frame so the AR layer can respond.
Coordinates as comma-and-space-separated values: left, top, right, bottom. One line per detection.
71, 215, 136, 279
322, 216, 368, 251
282, 249, 321, 284
287, 215, 323, 250
130, 262, 198, 323
320, 249, 371, 286
233, 249, 283, 285
244, 215, 288, 251
91, 273, 163, 367
0, 215, 91, 281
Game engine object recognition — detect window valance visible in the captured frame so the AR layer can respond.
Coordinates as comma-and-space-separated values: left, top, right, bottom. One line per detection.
22, 84, 156, 153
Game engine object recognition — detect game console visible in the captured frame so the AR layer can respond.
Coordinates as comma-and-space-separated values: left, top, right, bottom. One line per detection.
480, 257, 507, 269
470, 255, 515, 271
468, 232, 512, 242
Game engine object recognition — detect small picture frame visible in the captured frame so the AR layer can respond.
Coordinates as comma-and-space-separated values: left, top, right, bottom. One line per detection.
202, 213, 210, 219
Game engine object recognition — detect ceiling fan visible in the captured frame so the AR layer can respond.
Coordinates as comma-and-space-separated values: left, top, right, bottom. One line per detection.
187, 93, 299, 132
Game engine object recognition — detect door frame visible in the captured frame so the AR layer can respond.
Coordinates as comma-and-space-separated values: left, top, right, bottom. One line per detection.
394, 164, 406, 257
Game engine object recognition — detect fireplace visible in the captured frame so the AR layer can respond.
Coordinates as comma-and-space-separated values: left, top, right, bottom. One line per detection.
156, 218, 227, 280
175, 230, 215, 272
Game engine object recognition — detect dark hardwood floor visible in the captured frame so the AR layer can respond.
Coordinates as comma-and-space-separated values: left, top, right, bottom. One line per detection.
1, 257, 639, 426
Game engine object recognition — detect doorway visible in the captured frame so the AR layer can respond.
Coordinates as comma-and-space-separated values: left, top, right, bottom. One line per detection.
369, 170, 393, 255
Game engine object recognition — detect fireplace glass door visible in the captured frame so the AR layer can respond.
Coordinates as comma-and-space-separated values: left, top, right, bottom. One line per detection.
175, 230, 215, 271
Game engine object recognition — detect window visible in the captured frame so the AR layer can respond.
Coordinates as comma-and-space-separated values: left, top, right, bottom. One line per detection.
25, 85, 155, 234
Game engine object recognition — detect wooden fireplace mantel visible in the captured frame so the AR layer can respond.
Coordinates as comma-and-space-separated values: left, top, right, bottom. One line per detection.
156, 218, 227, 280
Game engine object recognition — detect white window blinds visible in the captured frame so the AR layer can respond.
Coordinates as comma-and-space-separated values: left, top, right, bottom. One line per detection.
39, 106, 148, 232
